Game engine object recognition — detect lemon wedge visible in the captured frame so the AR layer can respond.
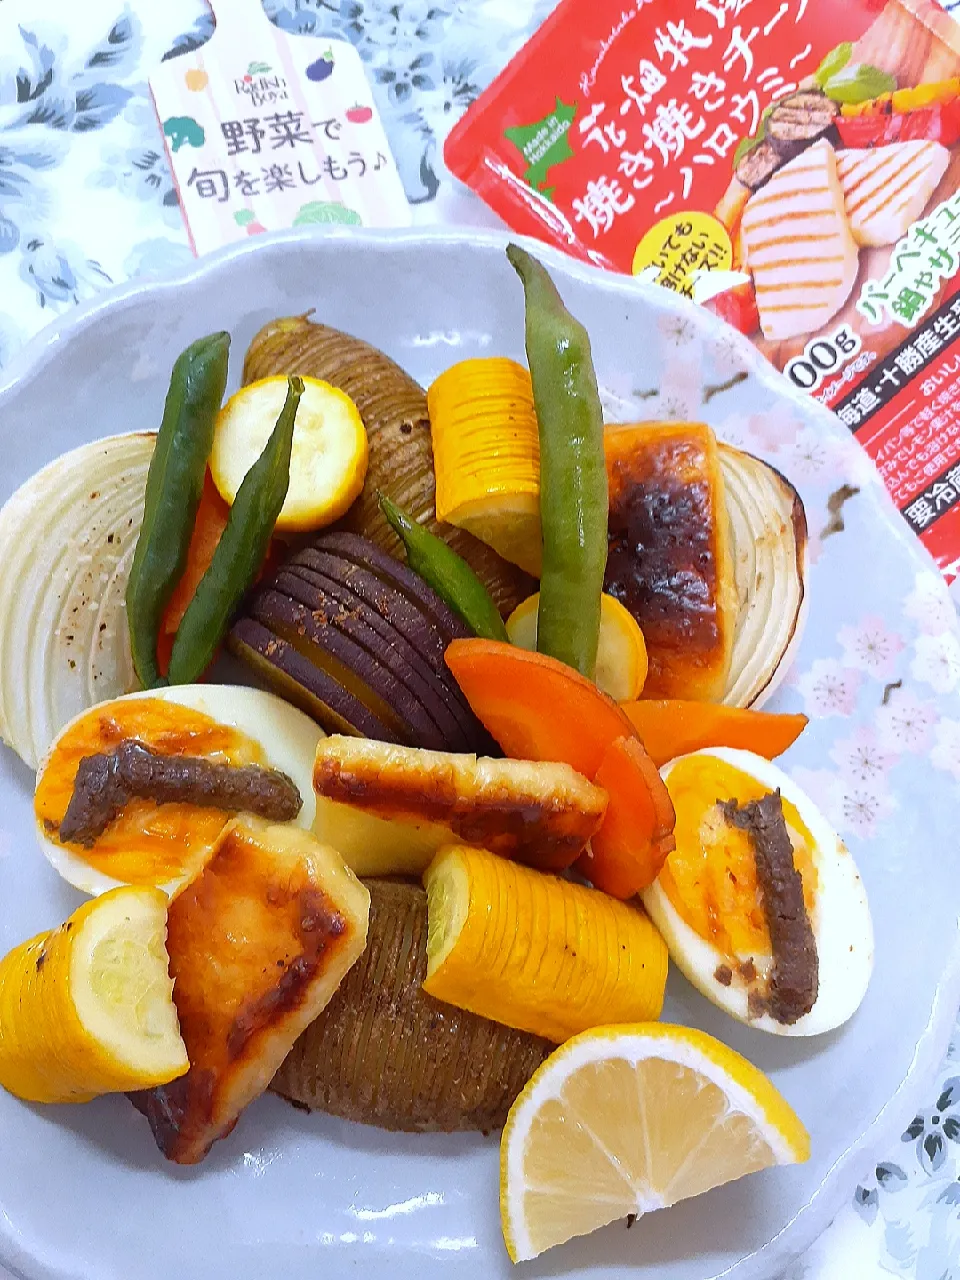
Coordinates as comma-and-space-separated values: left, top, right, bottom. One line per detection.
0, 886, 188, 1103
500, 1022, 809, 1263
210, 375, 368, 533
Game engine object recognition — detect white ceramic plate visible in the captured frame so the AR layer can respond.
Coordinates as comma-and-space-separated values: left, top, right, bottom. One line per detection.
0, 229, 958, 1280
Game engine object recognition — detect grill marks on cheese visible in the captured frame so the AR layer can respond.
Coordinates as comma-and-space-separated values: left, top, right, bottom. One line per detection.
836, 141, 950, 247
741, 141, 859, 342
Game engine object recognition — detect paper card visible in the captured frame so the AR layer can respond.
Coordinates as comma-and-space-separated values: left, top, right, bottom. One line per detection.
150, 0, 410, 255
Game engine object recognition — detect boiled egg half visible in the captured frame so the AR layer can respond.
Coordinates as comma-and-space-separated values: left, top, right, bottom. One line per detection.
34, 685, 323, 896
641, 747, 873, 1037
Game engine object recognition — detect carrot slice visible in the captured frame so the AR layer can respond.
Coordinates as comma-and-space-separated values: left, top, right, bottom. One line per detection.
444, 639, 635, 778
156, 628, 175, 681
445, 641, 677, 899
622, 700, 808, 767
577, 736, 676, 899
161, 470, 231, 638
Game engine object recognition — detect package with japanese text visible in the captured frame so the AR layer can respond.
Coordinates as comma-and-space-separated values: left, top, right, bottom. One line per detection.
445, 0, 960, 581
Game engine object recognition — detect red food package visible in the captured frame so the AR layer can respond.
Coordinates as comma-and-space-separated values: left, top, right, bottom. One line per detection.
446, 0, 896, 279
446, 0, 960, 586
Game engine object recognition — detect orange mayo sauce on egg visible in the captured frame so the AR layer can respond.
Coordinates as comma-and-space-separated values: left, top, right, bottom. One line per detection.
658, 754, 819, 960
34, 698, 265, 887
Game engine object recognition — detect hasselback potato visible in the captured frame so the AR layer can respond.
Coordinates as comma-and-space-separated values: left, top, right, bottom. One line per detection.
271, 878, 551, 1131
242, 317, 534, 616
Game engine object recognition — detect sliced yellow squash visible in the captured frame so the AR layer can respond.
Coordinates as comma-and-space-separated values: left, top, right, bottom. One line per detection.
507, 590, 649, 701
0, 886, 187, 1103
427, 358, 542, 575
422, 844, 667, 1044
210, 375, 368, 533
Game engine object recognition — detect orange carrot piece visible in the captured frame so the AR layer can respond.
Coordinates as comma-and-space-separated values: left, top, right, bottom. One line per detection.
155, 469, 284, 680
161, 470, 232, 638
621, 700, 808, 768
577, 736, 676, 899
444, 640, 635, 778
156, 627, 175, 681
445, 641, 679, 900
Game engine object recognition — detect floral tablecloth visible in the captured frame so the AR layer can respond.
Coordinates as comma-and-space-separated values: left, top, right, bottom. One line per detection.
1, 1, 960, 1276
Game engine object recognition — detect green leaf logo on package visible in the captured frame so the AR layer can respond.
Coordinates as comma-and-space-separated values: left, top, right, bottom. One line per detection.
504, 97, 577, 201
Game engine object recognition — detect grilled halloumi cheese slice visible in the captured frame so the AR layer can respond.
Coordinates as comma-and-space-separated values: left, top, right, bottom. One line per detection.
604, 422, 738, 703
312, 737, 608, 877
130, 818, 369, 1164
836, 141, 949, 247
741, 140, 859, 341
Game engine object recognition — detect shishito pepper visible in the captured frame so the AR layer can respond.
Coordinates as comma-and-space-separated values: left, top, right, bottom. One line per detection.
126, 331, 231, 689
506, 244, 608, 680
167, 377, 303, 684
378, 492, 509, 642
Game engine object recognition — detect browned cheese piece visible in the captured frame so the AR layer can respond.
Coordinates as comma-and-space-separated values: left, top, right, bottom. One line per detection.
130, 817, 369, 1163
272, 879, 552, 1131
604, 422, 737, 702
242, 316, 534, 616
314, 736, 607, 872
722, 790, 819, 1025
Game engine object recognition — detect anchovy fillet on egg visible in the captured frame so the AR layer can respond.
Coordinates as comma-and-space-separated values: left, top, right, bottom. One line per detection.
642, 747, 873, 1037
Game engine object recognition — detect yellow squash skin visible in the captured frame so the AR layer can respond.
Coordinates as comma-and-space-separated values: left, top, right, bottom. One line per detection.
242, 317, 534, 616
0, 887, 187, 1103
423, 845, 668, 1044
427, 358, 542, 576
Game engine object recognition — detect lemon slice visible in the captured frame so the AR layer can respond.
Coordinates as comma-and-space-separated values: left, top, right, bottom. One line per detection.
210, 375, 368, 533
507, 591, 648, 700
0, 886, 188, 1104
501, 1022, 809, 1263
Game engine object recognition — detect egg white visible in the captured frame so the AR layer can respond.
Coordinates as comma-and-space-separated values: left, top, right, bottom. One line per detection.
642, 747, 873, 1037
35, 684, 324, 898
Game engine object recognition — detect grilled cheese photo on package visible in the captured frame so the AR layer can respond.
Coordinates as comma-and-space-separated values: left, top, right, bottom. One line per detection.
835, 140, 950, 247
740, 140, 860, 342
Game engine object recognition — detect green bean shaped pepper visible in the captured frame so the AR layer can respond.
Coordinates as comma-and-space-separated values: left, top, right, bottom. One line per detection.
378, 492, 510, 642
126, 331, 231, 689
506, 244, 608, 680
167, 377, 304, 685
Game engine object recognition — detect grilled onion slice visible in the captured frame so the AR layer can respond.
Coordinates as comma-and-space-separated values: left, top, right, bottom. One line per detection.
719, 445, 808, 708
0, 433, 154, 770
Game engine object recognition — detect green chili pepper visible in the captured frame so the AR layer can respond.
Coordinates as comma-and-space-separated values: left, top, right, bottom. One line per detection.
167, 377, 304, 685
378, 492, 510, 642
126, 331, 231, 689
506, 243, 608, 680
